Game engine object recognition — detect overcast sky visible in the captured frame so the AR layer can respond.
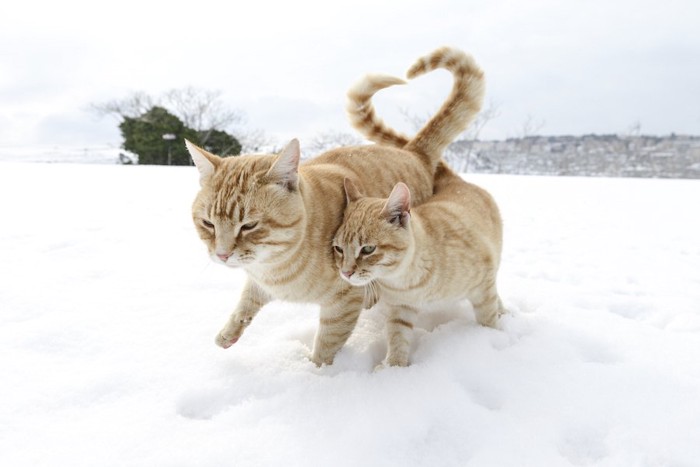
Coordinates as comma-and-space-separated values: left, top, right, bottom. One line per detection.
1, 0, 699, 150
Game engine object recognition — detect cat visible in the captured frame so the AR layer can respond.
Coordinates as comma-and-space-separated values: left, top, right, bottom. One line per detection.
333, 162, 505, 367
187, 46, 485, 366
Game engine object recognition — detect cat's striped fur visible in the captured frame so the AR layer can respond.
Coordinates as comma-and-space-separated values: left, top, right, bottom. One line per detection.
334, 163, 505, 367
187, 47, 485, 366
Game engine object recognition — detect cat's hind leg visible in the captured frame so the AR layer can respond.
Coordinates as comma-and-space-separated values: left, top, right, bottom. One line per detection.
469, 276, 505, 329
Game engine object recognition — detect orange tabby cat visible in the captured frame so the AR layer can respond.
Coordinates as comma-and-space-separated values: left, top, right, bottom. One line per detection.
334, 163, 505, 367
187, 47, 485, 366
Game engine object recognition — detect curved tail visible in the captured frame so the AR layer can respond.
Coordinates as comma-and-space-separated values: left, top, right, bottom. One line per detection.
346, 47, 485, 165
346, 74, 409, 148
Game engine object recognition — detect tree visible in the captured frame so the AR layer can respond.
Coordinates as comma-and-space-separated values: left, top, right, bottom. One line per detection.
161, 87, 244, 147
514, 114, 546, 173
447, 100, 501, 172
90, 91, 156, 119
92, 86, 260, 157
400, 100, 501, 172
120, 106, 195, 165
119, 106, 241, 165
200, 128, 241, 157
236, 128, 277, 153
306, 130, 363, 157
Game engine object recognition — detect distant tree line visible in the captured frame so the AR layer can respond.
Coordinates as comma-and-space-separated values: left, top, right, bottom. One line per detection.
449, 134, 700, 179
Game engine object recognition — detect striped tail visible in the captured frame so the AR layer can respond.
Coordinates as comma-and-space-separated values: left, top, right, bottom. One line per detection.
346, 74, 410, 148
346, 47, 485, 166
404, 47, 485, 160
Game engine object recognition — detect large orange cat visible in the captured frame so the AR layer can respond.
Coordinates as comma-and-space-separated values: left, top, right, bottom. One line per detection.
187, 47, 485, 365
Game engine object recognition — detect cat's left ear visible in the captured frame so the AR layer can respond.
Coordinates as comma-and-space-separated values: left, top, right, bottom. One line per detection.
381, 182, 411, 228
343, 178, 364, 204
186, 139, 221, 186
267, 139, 300, 191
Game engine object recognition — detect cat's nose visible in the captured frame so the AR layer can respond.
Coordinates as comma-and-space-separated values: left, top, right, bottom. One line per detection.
342, 269, 354, 278
216, 252, 231, 262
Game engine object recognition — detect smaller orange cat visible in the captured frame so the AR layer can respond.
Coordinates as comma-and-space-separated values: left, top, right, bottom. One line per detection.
333, 163, 505, 367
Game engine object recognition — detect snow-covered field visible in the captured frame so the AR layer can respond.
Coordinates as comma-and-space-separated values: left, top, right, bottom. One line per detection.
0, 145, 131, 165
1, 161, 699, 467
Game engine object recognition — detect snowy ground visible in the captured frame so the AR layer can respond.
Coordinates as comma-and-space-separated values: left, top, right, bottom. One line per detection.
0, 145, 129, 164
1, 161, 699, 467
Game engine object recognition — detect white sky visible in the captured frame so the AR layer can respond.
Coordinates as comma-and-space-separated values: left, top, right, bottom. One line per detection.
1, 0, 699, 148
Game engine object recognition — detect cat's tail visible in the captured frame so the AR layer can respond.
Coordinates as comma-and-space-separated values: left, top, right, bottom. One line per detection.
403, 47, 485, 162
346, 47, 485, 166
346, 74, 410, 148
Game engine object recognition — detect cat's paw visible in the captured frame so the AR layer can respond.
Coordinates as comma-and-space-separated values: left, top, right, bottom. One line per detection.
376, 356, 409, 370
309, 351, 334, 368
214, 315, 255, 349
214, 331, 240, 349
214, 326, 245, 349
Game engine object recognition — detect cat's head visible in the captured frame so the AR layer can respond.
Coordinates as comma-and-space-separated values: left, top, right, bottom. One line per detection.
332, 178, 412, 286
188, 139, 305, 268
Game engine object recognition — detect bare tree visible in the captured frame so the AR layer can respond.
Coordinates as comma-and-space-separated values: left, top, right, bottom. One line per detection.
615, 121, 642, 176
519, 114, 546, 139
400, 100, 501, 172
237, 128, 277, 154
90, 87, 247, 146
513, 114, 546, 173
89, 91, 156, 120
448, 100, 501, 172
305, 130, 363, 158
162, 86, 243, 138
398, 107, 433, 133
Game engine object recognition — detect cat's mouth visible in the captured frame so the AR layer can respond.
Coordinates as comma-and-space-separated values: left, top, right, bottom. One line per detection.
212, 254, 251, 268
339, 273, 372, 287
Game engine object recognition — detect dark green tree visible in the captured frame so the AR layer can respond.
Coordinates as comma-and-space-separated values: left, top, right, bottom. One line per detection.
120, 106, 192, 165
198, 128, 242, 157
119, 106, 241, 165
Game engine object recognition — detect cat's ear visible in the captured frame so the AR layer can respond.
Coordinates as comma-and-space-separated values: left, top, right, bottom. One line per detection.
343, 178, 363, 204
186, 139, 221, 186
381, 182, 411, 228
267, 139, 300, 191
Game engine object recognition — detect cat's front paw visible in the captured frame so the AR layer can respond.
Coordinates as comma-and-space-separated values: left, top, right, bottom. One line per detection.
215, 331, 240, 349
214, 315, 255, 349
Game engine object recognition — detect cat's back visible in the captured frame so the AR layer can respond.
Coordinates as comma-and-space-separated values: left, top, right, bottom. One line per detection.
416, 162, 502, 250
302, 145, 434, 203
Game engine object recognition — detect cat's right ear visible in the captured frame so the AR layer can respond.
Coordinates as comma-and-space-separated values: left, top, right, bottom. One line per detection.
381, 182, 411, 228
186, 139, 221, 186
343, 178, 363, 204
267, 139, 301, 191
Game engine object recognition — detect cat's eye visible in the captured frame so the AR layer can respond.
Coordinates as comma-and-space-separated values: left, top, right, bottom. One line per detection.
333, 245, 343, 254
241, 221, 258, 231
361, 245, 376, 255
202, 219, 214, 229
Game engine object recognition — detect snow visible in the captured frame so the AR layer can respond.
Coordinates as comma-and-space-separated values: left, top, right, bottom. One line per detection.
1, 161, 699, 466
0, 145, 132, 165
